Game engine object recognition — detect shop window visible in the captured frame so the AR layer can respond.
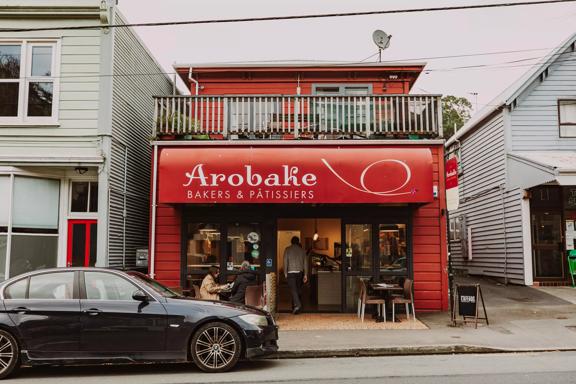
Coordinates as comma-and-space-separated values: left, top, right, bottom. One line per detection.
0, 176, 9, 232
449, 217, 461, 242
0, 236, 6, 281
71, 181, 98, 213
559, 100, 576, 137
227, 223, 262, 271
10, 235, 58, 277
0, 42, 58, 123
379, 224, 407, 274
186, 223, 222, 273
13, 177, 59, 231
3, 176, 60, 278
344, 224, 372, 272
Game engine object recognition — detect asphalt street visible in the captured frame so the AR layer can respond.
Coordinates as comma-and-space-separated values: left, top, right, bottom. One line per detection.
9, 351, 576, 384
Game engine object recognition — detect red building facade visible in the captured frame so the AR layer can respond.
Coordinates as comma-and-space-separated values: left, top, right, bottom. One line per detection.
150, 63, 448, 312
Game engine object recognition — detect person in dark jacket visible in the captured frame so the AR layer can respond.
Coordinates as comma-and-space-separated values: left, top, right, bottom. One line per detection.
229, 261, 257, 304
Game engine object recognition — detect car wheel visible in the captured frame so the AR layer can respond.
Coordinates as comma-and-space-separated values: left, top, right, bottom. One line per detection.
191, 322, 241, 373
0, 330, 20, 380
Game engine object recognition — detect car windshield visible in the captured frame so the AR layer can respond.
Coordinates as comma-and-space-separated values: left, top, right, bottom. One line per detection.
130, 273, 180, 298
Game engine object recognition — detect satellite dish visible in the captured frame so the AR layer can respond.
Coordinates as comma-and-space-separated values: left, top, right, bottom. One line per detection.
372, 30, 391, 50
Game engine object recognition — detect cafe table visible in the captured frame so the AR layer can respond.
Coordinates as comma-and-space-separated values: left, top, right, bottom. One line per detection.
370, 282, 403, 322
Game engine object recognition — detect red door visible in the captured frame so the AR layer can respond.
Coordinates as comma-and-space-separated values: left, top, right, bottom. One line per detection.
67, 220, 97, 267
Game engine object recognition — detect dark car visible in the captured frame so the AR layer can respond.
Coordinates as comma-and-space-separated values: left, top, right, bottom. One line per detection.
0, 268, 278, 378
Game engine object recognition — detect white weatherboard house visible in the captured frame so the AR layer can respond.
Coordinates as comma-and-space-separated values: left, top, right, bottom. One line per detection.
446, 32, 576, 286
0, 0, 172, 280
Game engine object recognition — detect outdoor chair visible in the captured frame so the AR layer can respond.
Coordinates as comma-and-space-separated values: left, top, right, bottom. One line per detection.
245, 284, 263, 308
391, 278, 415, 322
359, 279, 386, 322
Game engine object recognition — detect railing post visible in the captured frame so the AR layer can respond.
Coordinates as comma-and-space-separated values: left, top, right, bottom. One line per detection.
437, 96, 443, 138
294, 96, 300, 138
365, 96, 371, 138
223, 97, 229, 138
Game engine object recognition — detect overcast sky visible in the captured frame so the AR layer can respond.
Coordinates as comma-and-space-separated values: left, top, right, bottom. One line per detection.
118, 0, 576, 115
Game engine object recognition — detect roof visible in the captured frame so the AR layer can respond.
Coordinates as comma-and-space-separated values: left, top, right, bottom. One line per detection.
509, 151, 576, 172
174, 61, 427, 69
446, 31, 576, 147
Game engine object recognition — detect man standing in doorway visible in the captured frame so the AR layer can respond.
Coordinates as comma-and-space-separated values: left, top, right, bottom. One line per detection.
283, 236, 308, 314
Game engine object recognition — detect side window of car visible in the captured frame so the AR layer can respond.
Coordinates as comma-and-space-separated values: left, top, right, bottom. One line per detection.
84, 272, 138, 301
29, 272, 75, 300
4, 278, 28, 299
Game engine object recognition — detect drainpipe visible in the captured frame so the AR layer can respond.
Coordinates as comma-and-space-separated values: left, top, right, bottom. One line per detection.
150, 144, 159, 278
500, 184, 509, 285
188, 67, 199, 95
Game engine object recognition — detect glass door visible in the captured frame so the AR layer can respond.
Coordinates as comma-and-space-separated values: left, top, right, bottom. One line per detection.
532, 211, 564, 279
342, 223, 373, 312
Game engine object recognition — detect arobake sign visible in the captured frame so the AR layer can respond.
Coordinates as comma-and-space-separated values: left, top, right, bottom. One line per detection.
158, 147, 433, 203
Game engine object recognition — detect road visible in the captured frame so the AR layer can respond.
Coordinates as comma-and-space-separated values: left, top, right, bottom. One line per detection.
10, 351, 576, 383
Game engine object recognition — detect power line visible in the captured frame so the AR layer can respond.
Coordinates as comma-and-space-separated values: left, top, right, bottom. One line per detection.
1, 0, 575, 32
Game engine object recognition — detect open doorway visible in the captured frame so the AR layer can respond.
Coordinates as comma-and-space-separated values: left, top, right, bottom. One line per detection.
277, 218, 342, 312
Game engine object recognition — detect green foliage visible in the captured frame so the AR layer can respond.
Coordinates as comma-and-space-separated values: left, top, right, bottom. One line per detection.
442, 95, 473, 138
155, 110, 197, 135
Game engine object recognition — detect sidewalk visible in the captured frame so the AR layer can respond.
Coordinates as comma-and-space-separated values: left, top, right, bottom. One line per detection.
270, 276, 576, 358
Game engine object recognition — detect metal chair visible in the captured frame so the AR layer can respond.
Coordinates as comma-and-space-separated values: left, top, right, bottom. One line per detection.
391, 278, 415, 322
359, 279, 386, 322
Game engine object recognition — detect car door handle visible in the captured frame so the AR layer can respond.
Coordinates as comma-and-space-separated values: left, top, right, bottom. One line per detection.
11, 307, 29, 314
83, 308, 102, 316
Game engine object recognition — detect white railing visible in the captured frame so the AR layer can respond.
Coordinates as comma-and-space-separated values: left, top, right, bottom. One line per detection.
153, 94, 442, 139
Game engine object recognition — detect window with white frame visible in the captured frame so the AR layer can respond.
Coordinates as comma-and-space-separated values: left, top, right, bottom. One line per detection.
559, 99, 576, 137
449, 216, 461, 242
70, 181, 98, 213
0, 41, 58, 123
0, 175, 60, 281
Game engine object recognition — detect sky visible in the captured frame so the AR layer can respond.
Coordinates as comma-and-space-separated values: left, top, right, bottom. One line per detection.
117, 0, 576, 115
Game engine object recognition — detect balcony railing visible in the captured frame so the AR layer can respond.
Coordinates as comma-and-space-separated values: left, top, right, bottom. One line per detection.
153, 94, 442, 139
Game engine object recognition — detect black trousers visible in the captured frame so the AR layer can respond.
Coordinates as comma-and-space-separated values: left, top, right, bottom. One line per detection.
287, 272, 303, 310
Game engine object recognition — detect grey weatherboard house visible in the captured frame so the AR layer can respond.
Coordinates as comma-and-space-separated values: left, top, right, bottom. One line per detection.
446, 31, 576, 286
0, 0, 173, 280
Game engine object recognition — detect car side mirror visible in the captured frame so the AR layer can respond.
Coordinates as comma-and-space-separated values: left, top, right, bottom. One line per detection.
132, 290, 149, 302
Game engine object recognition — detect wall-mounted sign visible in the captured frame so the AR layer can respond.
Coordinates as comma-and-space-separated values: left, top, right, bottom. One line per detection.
446, 156, 459, 212
158, 147, 434, 204
247, 232, 260, 244
567, 220, 575, 251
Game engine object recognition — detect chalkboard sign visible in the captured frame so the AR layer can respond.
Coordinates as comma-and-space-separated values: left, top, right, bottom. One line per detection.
457, 285, 478, 317
451, 283, 488, 328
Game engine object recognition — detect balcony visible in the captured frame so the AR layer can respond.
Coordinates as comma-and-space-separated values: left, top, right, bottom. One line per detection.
153, 94, 442, 140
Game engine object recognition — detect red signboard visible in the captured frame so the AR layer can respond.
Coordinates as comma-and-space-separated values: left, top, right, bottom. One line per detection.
445, 157, 459, 189
158, 147, 433, 204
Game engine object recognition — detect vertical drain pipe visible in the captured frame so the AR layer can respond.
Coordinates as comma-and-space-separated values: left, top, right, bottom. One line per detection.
500, 184, 509, 285
150, 144, 159, 279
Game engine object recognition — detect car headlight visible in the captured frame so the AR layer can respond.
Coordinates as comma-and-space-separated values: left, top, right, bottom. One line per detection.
238, 314, 268, 327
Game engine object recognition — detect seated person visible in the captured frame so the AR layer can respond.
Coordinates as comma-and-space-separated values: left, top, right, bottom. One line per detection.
229, 261, 257, 304
199, 266, 229, 300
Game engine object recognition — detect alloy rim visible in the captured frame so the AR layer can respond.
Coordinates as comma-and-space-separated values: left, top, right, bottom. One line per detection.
0, 335, 14, 373
195, 326, 236, 369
